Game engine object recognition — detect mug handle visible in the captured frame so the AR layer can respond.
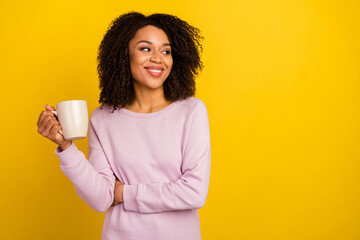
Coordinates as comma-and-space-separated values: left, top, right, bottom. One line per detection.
51, 111, 64, 135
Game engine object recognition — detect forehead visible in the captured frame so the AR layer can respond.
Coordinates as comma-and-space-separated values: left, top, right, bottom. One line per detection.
130, 25, 170, 44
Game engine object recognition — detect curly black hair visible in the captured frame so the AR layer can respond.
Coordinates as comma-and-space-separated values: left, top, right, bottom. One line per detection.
97, 12, 203, 110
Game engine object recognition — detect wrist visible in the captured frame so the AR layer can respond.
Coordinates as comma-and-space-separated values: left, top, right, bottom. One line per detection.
119, 184, 124, 203
113, 180, 124, 205
59, 141, 72, 151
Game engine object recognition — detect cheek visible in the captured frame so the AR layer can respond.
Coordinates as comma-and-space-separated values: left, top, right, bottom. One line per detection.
130, 52, 147, 65
129, 63, 141, 81
165, 61, 173, 79
167, 58, 173, 70
130, 55, 146, 74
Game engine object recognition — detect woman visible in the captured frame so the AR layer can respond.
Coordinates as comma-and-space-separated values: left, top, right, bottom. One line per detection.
37, 12, 211, 240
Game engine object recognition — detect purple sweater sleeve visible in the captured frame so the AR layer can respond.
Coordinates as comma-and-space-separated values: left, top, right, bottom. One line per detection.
56, 120, 115, 212
123, 101, 211, 213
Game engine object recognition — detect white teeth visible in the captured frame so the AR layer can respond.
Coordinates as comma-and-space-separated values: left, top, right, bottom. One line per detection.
148, 69, 161, 73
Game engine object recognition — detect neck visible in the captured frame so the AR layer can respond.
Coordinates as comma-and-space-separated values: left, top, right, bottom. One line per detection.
126, 86, 171, 113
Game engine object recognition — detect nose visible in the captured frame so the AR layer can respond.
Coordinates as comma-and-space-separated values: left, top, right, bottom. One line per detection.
150, 51, 161, 63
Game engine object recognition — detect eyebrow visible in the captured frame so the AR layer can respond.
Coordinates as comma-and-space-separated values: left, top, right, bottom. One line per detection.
136, 40, 171, 47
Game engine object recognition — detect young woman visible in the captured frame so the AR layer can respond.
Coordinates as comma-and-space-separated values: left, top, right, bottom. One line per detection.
37, 12, 211, 240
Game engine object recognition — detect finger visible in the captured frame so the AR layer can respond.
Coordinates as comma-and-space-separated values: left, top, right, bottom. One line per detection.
38, 115, 58, 136
37, 104, 56, 127
38, 114, 52, 135
45, 104, 55, 111
37, 110, 55, 128
42, 116, 60, 136
49, 124, 64, 142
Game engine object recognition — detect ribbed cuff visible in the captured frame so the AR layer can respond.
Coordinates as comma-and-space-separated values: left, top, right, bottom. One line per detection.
123, 184, 140, 212
55, 142, 81, 167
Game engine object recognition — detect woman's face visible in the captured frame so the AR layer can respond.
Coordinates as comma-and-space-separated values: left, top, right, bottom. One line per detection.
128, 25, 173, 92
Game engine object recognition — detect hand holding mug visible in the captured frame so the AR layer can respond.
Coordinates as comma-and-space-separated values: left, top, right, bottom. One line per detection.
37, 104, 72, 150
37, 100, 88, 151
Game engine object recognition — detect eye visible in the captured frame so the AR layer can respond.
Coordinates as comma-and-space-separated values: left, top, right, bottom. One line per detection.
162, 50, 171, 55
140, 47, 150, 52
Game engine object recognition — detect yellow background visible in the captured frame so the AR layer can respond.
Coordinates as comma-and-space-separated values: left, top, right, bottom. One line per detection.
1, 0, 359, 239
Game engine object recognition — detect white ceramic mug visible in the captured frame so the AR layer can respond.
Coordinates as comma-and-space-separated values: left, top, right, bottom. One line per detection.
51, 100, 88, 140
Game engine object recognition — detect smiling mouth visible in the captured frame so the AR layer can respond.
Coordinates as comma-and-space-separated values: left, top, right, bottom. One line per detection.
145, 67, 164, 77
148, 69, 162, 73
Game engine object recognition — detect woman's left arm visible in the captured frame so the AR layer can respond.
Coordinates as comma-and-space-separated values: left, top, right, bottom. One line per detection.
120, 101, 211, 213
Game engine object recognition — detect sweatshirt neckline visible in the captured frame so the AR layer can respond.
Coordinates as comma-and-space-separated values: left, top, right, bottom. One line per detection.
119, 101, 177, 118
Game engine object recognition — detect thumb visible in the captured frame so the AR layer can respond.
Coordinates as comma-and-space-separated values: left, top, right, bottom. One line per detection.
45, 104, 55, 111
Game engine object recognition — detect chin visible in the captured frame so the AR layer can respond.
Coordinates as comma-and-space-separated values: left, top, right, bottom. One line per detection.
145, 80, 165, 89
147, 84, 164, 90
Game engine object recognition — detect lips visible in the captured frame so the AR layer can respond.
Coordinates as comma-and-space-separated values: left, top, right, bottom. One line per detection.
144, 66, 164, 77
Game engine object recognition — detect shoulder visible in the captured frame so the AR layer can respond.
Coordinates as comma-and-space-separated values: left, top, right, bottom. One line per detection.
175, 97, 207, 114
89, 104, 114, 129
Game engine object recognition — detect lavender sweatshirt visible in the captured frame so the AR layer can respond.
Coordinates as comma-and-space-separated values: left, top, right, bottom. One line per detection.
55, 97, 211, 240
